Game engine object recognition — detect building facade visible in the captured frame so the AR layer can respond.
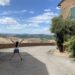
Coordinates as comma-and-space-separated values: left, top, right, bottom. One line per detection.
58, 0, 75, 19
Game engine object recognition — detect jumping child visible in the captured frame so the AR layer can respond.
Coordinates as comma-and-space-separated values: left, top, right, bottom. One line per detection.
10, 39, 24, 61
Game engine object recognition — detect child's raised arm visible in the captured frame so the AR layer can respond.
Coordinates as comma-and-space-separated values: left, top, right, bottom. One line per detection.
10, 38, 15, 43
20, 39, 25, 44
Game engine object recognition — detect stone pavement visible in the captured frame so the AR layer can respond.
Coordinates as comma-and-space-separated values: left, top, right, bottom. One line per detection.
0, 46, 75, 75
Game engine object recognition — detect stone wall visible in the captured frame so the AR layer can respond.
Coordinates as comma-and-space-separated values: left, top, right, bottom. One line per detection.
59, 0, 75, 19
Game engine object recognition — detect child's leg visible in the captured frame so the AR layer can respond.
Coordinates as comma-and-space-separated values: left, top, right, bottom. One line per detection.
18, 53, 23, 61
10, 53, 15, 60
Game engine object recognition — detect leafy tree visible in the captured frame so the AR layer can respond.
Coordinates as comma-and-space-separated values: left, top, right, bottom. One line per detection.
67, 20, 75, 35
51, 16, 75, 51
68, 36, 75, 57
51, 16, 65, 52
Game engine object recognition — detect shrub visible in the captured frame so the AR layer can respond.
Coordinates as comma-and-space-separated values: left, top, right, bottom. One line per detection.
68, 36, 75, 57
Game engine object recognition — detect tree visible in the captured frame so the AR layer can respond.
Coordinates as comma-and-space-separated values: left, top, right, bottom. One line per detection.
67, 20, 75, 35
51, 16, 65, 52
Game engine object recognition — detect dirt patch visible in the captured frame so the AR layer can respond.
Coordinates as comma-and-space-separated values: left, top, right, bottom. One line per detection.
47, 49, 69, 58
53, 50, 69, 58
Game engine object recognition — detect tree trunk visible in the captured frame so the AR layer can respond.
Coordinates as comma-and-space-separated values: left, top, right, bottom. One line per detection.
57, 42, 64, 52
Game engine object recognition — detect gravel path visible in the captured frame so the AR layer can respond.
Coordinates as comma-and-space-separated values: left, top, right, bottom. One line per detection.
0, 46, 75, 75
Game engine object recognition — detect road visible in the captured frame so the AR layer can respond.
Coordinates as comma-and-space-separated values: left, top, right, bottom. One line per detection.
0, 46, 75, 75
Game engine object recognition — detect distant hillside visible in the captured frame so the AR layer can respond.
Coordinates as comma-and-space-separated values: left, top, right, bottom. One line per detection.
0, 33, 55, 40
14, 34, 55, 39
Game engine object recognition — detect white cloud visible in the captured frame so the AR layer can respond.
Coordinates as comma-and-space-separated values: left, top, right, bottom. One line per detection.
21, 10, 27, 13
0, 10, 35, 16
0, 17, 18, 25
6, 25, 24, 30
0, 10, 58, 34
5, 26, 51, 34
33, 27, 50, 34
44, 9, 51, 12
29, 11, 34, 14
27, 11, 58, 25
0, 10, 27, 15
23, 10, 58, 34
56, 7, 60, 10
28, 24, 39, 27
23, 27, 51, 34
6, 23, 39, 30
0, 0, 10, 6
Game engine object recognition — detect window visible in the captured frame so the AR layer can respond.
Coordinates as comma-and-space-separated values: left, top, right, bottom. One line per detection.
70, 7, 75, 19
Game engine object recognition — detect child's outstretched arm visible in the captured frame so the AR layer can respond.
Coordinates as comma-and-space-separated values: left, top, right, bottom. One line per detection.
10, 38, 15, 43
20, 39, 25, 43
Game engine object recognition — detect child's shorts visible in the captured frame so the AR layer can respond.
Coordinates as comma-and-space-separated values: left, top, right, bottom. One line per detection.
14, 48, 19, 53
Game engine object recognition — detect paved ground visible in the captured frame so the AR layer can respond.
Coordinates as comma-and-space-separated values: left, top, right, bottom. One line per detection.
0, 46, 75, 75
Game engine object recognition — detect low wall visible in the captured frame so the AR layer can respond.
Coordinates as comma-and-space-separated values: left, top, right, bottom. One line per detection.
0, 43, 56, 49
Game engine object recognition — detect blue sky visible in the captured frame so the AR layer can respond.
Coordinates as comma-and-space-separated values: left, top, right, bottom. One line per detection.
0, 0, 60, 34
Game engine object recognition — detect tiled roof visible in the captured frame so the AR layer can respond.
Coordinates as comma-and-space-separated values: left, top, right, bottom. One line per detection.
58, 0, 65, 6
